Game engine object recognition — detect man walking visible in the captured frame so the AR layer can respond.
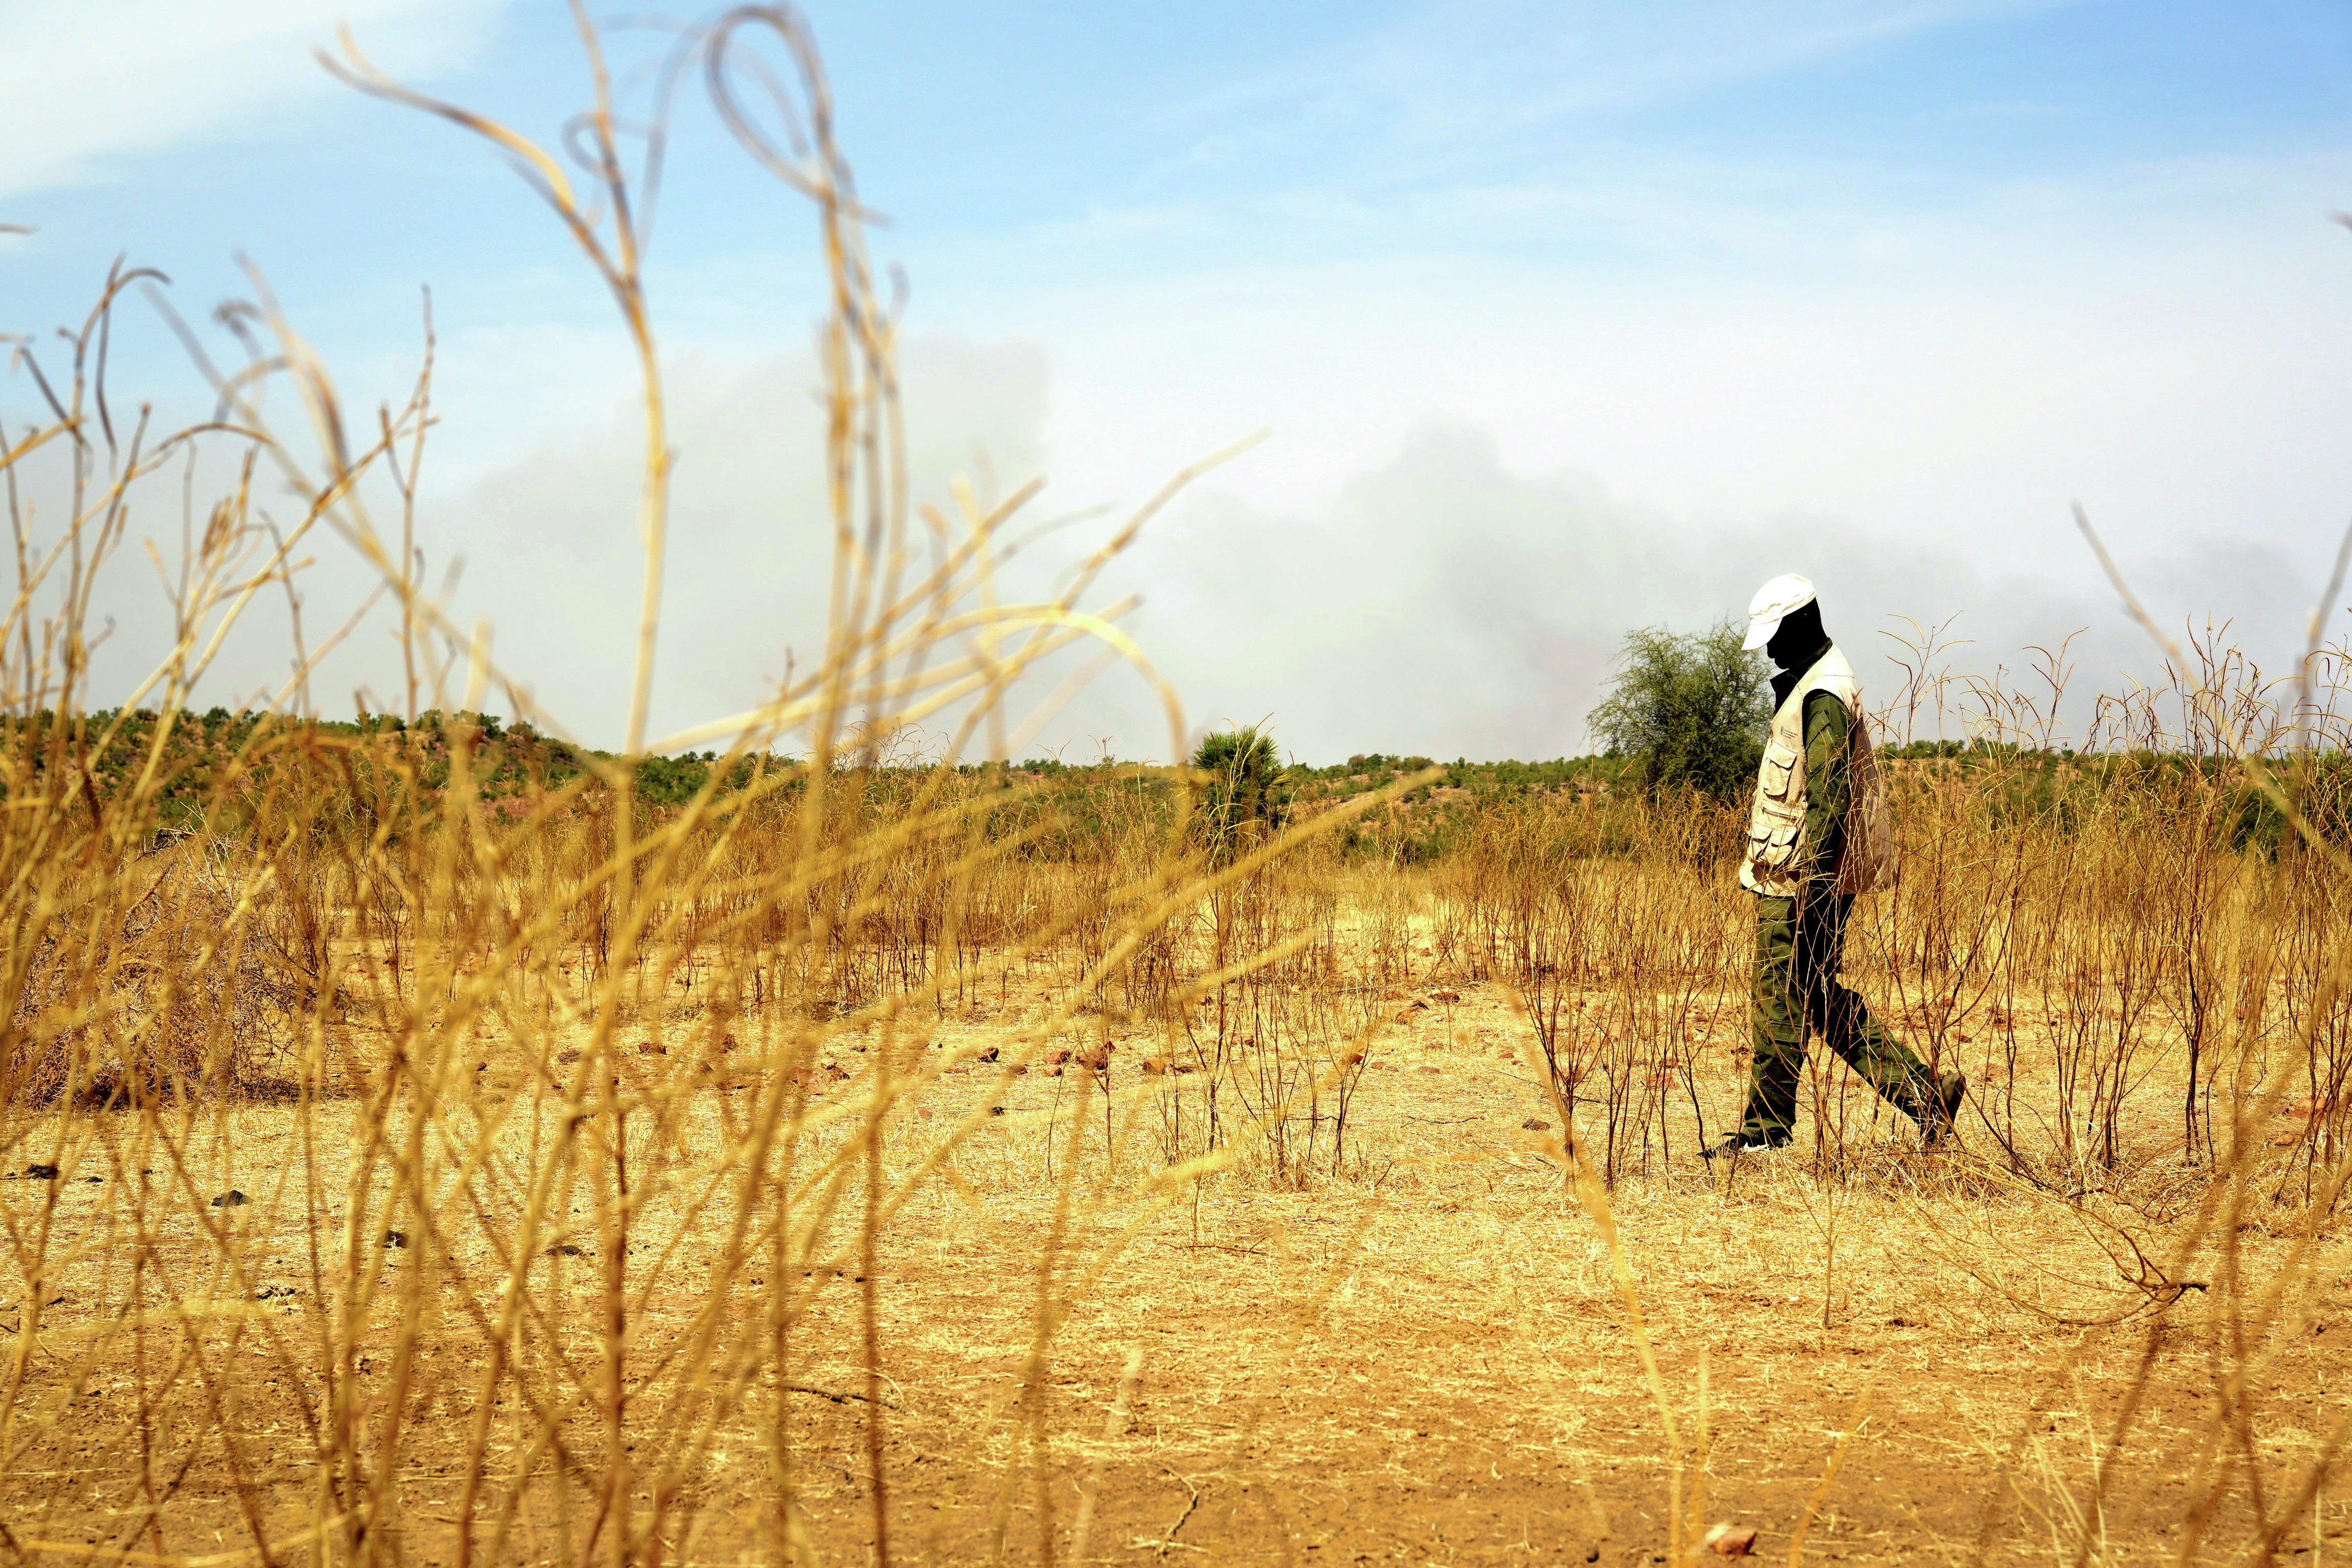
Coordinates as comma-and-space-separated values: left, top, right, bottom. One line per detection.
1704, 574, 1964, 1159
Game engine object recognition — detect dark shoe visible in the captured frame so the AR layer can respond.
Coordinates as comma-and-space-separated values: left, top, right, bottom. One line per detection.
1921, 1071, 1966, 1146
1702, 1130, 1789, 1161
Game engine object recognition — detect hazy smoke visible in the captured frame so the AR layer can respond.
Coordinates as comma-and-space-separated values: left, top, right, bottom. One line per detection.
67, 349, 2339, 764
1058, 418, 2339, 762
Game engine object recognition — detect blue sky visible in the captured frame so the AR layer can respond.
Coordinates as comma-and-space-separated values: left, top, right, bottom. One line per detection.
6, 1, 2351, 757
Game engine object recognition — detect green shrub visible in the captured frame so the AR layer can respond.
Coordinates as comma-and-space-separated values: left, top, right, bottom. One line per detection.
1586, 618, 1771, 803
1190, 726, 1288, 859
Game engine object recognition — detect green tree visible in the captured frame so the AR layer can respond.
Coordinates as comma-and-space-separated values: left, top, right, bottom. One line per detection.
1587, 618, 1772, 802
1190, 725, 1288, 858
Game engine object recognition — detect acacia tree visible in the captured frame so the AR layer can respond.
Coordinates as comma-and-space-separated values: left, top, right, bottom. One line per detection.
1587, 618, 1772, 801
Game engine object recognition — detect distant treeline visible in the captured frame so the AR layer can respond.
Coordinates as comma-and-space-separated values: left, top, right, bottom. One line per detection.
19, 710, 2351, 864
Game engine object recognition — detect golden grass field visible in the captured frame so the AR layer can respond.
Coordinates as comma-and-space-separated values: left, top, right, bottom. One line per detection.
7, 821, 2350, 1568
5, 8, 2351, 1566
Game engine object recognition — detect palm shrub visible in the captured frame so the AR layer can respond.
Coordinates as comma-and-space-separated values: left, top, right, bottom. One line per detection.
1587, 618, 1771, 802
1191, 726, 1288, 860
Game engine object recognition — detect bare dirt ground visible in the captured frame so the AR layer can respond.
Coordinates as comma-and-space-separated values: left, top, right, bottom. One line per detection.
5, 978, 2348, 1566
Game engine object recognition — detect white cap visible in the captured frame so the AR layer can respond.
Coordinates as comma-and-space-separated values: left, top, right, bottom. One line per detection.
1742, 573, 1817, 652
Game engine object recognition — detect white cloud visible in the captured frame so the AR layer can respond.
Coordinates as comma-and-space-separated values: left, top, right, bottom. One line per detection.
922, 141, 2352, 599
1164, 0, 2074, 163
0, 0, 503, 198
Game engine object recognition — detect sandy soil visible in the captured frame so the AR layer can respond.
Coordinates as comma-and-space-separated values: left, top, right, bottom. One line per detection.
4, 979, 2347, 1566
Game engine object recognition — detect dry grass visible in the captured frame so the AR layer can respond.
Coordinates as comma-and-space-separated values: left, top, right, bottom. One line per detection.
5, 9, 2352, 1567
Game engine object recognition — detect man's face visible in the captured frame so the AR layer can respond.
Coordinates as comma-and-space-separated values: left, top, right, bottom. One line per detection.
1764, 607, 1817, 669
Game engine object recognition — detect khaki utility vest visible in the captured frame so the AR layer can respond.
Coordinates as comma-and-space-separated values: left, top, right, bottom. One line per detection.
1738, 644, 1896, 897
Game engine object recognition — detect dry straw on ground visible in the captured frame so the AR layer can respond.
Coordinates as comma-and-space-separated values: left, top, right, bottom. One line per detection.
4, 7, 2352, 1566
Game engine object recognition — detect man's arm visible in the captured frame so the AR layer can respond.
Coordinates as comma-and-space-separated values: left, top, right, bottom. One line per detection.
1800, 689, 1850, 882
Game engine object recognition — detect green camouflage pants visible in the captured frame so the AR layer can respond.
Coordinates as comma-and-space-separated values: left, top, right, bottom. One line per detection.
1742, 891, 1933, 1141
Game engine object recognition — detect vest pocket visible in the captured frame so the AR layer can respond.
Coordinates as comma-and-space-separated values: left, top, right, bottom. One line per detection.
1746, 730, 1805, 876
1749, 820, 1800, 869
